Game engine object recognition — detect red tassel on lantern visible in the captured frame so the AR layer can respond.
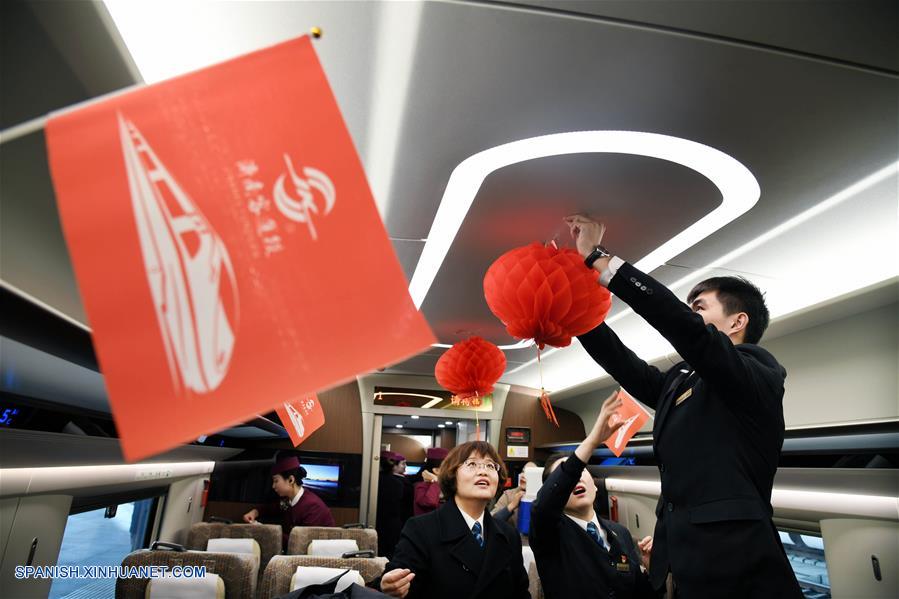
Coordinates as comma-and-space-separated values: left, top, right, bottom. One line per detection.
483, 242, 612, 349
435, 337, 506, 405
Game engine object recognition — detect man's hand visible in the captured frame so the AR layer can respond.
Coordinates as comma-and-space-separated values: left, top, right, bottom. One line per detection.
638, 536, 653, 570
380, 568, 415, 598
242, 509, 259, 524
564, 214, 606, 258
507, 489, 524, 512
575, 390, 626, 464
587, 390, 625, 446
422, 469, 438, 483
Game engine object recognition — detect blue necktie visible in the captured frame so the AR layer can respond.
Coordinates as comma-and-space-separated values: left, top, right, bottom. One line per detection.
472, 521, 485, 548
586, 522, 608, 551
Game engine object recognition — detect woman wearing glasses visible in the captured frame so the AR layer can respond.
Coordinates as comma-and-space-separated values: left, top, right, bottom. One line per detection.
380, 441, 530, 599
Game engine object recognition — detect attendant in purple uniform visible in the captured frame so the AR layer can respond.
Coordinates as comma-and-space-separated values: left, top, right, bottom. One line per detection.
243, 456, 336, 549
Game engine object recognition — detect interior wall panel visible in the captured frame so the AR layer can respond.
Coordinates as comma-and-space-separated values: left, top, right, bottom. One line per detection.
499, 387, 586, 463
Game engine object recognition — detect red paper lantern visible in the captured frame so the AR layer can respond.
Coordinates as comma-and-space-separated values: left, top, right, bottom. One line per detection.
435, 336, 506, 400
483, 242, 612, 349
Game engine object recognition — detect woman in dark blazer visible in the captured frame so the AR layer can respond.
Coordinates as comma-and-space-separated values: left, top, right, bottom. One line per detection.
377, 451, 410, 558
380, 441, 530, 599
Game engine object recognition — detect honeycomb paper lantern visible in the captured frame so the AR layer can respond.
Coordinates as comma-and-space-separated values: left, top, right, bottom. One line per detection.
483, 242, 612, 349
435, 336, 506, 400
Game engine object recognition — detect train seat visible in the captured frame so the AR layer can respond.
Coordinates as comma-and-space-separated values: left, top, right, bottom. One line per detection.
307, 538, 359, 557
115, 543, 258, 599
144, 573, 225, 598
287, 525, 377, 555
187, 521, 281, 581
258, 555, 387, 599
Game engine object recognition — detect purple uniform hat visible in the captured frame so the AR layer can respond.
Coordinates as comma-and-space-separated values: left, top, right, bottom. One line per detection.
427, 447, 449, 461
271, 455, 301, 475
380, 450, 405, 462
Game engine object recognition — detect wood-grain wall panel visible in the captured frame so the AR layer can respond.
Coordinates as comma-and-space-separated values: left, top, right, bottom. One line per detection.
498, 386, 585, 463
294, 382, 363, 453
381, 433, 427, 462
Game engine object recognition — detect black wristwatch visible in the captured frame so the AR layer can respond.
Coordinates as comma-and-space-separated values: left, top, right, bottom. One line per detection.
584, 245, 611, 269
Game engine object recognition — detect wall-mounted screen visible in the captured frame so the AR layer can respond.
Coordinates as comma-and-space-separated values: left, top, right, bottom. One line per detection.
404, 465, 422, 476
302, 464, 341, 501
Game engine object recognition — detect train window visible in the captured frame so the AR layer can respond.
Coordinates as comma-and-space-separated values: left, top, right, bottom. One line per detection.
779, 531, 831, 599
48, 497, 156, 598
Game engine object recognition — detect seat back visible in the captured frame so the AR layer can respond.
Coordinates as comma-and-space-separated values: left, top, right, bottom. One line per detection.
258, 555, 387, 599
144, 573, 225, 599
187, 522, 281, 578
527, 561, 544, 599
287, 526, 377, 554
115, 547, 258, 599
522, 545, 543, 599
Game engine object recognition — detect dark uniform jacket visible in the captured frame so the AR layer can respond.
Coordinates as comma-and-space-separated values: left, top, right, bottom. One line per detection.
258, 487, 335, 549
377, 472, 410, 558
385, 499, 530, 599
578, 261, 802, 599
530, 453, 659, 599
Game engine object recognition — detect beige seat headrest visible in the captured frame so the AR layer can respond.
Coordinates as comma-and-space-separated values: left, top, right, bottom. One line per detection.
307, 539, 359, 557
144, 573, 224, 599
290, 567, 364, 593
207, 537, 261, 560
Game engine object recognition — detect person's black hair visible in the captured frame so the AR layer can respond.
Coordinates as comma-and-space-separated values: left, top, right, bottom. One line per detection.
687, 276, 770, 344
278, 467, 307, 487
542, 452, 571, 483
381, 456, 402, 473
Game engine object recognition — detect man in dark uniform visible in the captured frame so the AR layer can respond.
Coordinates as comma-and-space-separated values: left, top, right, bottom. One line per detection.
531, 392, 659, 599
565, 215, 802, 598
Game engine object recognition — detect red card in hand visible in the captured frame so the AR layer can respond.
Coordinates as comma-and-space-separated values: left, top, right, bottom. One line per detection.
602, 389, 651, 457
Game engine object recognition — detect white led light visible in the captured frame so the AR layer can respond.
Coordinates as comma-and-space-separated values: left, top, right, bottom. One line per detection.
395, 424, 403, 429
445, 421, 453, 425
410, 415, 420, 419
409, 131, 760, 310
438, 424, 446, 428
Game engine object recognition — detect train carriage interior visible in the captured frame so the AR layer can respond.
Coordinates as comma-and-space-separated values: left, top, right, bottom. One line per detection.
1, 1, 897, 598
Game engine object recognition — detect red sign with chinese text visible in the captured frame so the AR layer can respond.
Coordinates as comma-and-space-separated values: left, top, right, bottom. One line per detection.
603, 389, 652, 457
45, 36, 435, 461
276, 393, 325, 447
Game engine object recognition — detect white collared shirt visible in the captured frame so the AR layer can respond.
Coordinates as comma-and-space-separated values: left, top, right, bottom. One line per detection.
290, 487, 305, 507
599, 256, 626, 287
565, 513, 610, 550
459, 507, 485, 537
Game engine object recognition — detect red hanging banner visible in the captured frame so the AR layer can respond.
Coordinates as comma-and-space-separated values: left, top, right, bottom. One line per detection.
275, 393, 325, 447
45, 36, 434, 461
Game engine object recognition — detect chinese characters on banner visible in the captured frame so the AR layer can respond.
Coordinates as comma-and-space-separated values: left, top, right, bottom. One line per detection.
45, 36, 435, 461
275, 394, 325, 447
603, 389, 652, 457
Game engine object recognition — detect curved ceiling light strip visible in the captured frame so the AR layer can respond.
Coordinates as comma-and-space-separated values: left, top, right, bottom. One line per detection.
410, 131, 761, 352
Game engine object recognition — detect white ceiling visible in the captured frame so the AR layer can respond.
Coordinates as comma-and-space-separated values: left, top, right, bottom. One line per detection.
1, 0, 896, 423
